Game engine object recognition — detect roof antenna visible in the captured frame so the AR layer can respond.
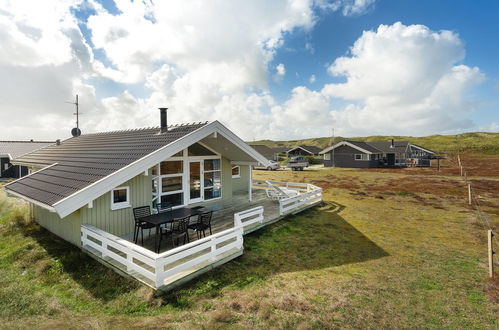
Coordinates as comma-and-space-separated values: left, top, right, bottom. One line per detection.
66, 94, 82, 137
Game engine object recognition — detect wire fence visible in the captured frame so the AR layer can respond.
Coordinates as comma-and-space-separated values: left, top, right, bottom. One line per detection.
455, 154, 497, 278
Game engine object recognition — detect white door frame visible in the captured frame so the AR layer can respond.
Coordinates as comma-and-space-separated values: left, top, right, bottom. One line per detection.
187, 160, 204, 204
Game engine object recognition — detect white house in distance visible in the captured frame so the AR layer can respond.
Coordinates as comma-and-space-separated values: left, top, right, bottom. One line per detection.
4, 109, 323, 290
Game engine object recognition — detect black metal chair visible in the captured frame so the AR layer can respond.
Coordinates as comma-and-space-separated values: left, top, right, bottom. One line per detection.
188, 211, 213, 239
156, 202, 174, 241
132, 206, 155, 246
159, 216, 190, 250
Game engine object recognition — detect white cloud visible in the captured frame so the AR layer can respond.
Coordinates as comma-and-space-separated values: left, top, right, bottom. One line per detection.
480, 122, 499, 132
274, 63, 286, 81
316, 0, 376, 16
322, 22, 484, 136
0, 3, 486, 142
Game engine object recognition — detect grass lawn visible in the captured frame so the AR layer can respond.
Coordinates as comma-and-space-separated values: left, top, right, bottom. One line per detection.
0, 155, 498, 328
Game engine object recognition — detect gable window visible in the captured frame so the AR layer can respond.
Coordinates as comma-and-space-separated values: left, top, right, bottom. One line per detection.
111, 186, 130, 210
232, 165, 240, 178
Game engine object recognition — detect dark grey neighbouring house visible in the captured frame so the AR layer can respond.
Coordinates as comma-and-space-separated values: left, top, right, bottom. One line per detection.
0, 141, 54, 179
250, 144, 278, 161
286, 145, 322, 156
319, 140, 435, 168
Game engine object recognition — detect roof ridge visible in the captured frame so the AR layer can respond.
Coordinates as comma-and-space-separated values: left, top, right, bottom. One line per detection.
0, 140, 54, 143
78, 122, 209, 137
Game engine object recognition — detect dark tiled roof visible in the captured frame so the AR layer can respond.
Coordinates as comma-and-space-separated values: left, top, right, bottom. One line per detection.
298, 145, 322, 154
346, 140, 382, 153
250, 145, 275, 160
367, 141, 409, 153
0, 141, 54, 159
271, 147, 289, 153
6, 123, 207, 206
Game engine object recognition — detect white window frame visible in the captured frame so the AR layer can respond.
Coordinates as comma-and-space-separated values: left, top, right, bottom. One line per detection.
111, 186, 130, 210
354, 154, 369, 161
231, 165, 240, 178
323, 153, 331, 161
203, 159, 222, 201
150, 146, 223, 210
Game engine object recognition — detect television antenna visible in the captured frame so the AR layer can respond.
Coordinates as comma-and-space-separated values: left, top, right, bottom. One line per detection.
66, 94, 82, 137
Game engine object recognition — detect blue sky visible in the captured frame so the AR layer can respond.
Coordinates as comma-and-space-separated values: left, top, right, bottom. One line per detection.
268, 0, 499, 130
0, 0, 497, 140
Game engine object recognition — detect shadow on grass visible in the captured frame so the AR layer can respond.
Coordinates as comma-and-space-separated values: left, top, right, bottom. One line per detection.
19, 223, 140, 302
161, 201, 389, 301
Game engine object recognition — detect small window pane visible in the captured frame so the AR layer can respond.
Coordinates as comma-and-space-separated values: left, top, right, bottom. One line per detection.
204, 171, 221, 188
188, 143, 216, 156
113, 189, 128, 203
232, 166, 240, 176
151, 166, 158, 176
161, 193, 183, 207
204, 159, 220, 171
204, 187, 221, 200
162, 176, 183, 192
160, 161, 183, 175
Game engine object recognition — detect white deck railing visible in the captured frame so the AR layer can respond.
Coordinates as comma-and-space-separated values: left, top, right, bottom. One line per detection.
253, 179, 323, 215
81, 223, 243, 288
279, 183, 322, 215
234, 206, 264, 230
81, 180, 321, 290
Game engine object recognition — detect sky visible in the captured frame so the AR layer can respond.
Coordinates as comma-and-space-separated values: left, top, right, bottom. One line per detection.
0, 0, 498, 141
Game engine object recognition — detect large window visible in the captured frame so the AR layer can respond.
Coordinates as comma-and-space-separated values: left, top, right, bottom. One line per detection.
152, 160, 185, 208
323, 153, 331, 161
204, 159, 221, 200
150, 148, 223, 209
111, 186, 130, 210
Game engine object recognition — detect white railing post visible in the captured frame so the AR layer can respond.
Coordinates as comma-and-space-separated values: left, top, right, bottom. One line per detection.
155, 258, 163, 289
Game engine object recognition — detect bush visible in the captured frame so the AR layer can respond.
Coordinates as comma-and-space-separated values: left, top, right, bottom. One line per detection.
306, 156, 322, 165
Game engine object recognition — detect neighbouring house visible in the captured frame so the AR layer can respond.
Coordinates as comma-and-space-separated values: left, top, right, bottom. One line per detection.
4, 110, 323, 290
0, 140, 54, 179
286, 145, 322, 156
250, 144, 278, 161
319, 140, 435, 168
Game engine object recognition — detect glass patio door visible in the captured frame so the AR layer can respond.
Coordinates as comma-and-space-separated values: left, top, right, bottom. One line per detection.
188, 161, 203, 203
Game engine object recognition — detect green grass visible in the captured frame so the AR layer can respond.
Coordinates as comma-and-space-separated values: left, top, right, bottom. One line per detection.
0, 165, 498, 328
250, 132, 499, 155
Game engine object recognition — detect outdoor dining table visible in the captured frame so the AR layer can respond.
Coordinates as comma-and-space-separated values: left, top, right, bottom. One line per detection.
139, 206, 208, 253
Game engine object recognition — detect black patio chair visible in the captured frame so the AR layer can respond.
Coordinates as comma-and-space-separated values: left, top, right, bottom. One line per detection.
188, 211, 213, 239
158, 215, 190, 251
156, 202, 174, 238
132, 206, 155, 246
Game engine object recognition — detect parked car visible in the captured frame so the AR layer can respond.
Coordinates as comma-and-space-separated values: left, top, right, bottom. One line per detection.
255, 160, 280, 171
286, 156, 309, 171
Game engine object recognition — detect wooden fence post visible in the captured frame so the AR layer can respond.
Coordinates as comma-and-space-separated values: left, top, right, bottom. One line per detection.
489, 230, 495, 279
468, 184, 472, 205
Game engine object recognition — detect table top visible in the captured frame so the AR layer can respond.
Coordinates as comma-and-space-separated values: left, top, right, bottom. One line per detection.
139, 206, 208, 226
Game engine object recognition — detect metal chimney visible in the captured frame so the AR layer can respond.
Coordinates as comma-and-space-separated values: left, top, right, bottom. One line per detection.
159, 107, 168, 133
390, 139, 394, 148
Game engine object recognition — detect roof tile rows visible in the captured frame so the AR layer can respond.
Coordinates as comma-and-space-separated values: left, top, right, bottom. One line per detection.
0, 141, 54, 159
6, 123, 208, 206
